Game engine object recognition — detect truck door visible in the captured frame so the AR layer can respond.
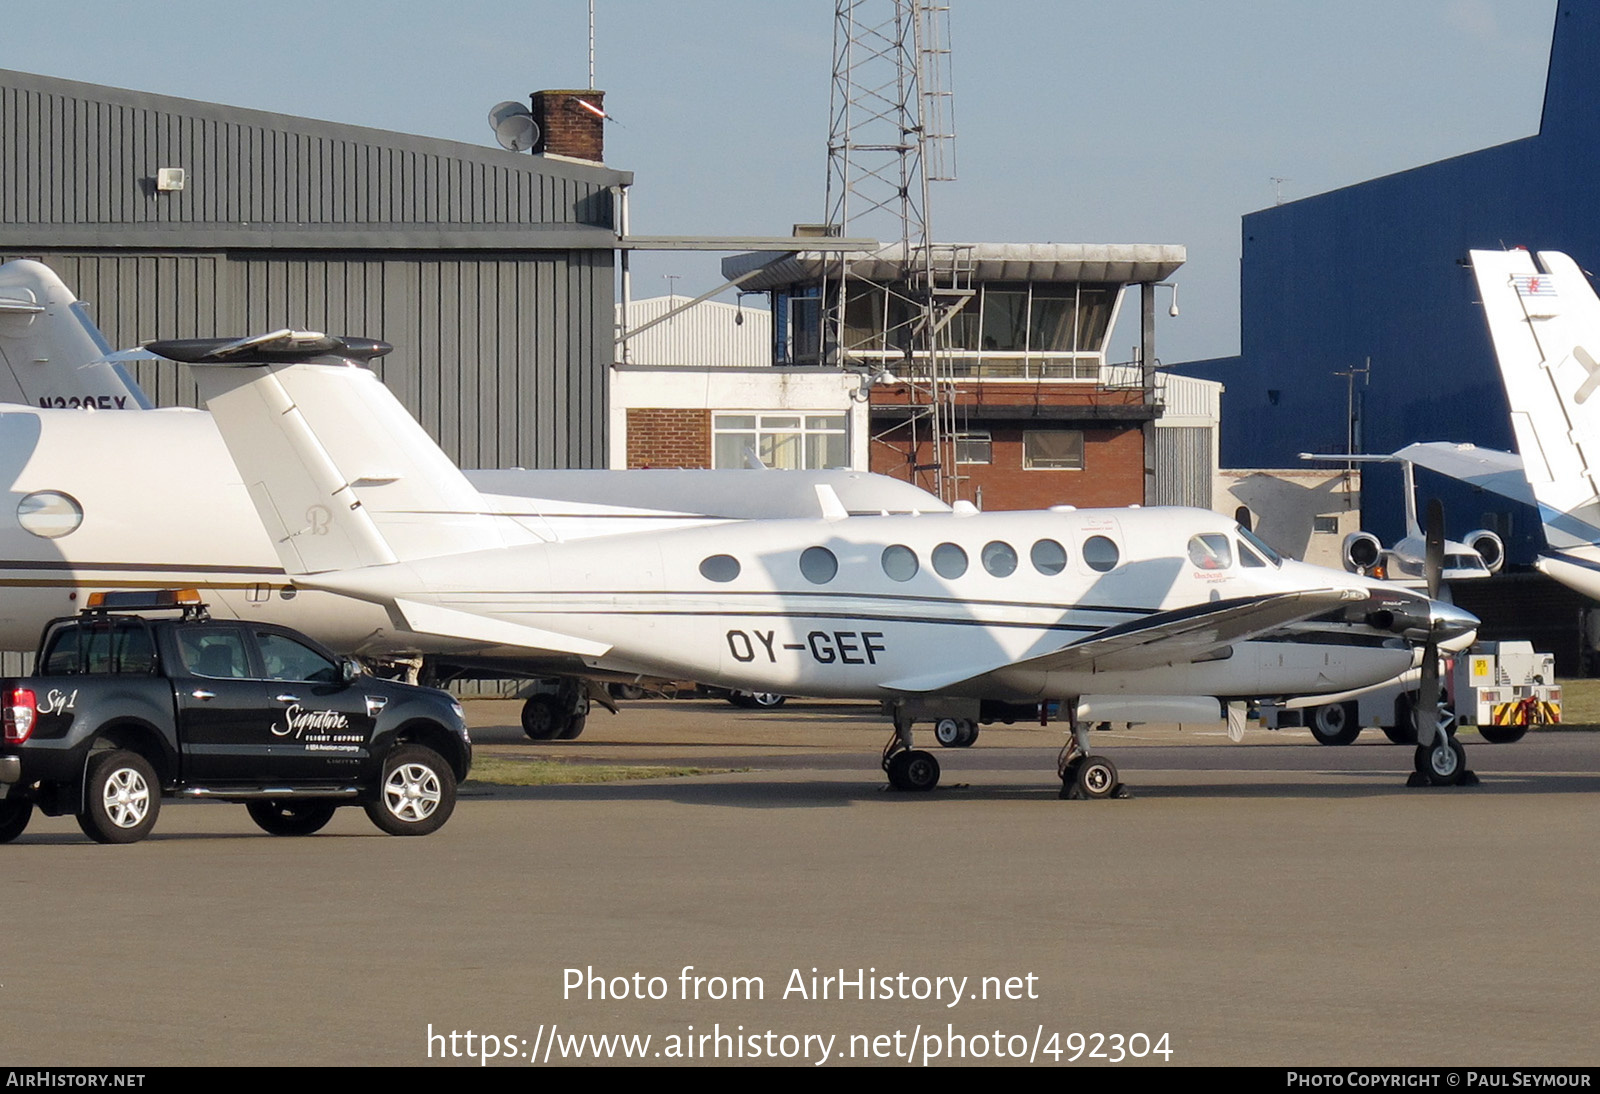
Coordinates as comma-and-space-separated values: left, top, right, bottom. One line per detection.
171, 623, 280, 784
251, 628, 377, 780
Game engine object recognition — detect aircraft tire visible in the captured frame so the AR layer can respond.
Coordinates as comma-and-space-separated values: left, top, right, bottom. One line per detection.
77, 749, 160, 844
246, 800, 338, 836
557, 713, 587, 740
1414, 736, 1467, 786
934, 718, 972, 748
887, 749, 939, 792
1072, 755, 1119, 800
520, 696, 563, 740
1478, 725, 1527, 745
1308, 702, 1362, 746
0, 799, 32, 843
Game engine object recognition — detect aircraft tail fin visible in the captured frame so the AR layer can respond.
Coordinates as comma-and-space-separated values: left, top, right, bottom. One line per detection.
0, 260, 152, 411
173, 334, 536, 574
1471, 249, 1600, 548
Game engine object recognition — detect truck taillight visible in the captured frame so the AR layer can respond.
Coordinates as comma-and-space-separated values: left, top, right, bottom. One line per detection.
4, 688, 37, 743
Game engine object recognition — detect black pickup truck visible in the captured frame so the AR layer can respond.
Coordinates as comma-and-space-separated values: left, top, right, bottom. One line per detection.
0, 591, 471, 843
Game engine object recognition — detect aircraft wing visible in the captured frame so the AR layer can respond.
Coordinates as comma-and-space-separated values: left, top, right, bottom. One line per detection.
1394, 442, 1534, 506
885, 588, 1363, 693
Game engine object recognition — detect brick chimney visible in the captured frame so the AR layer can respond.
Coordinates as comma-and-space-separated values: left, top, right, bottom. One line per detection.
531, 90, 606, 163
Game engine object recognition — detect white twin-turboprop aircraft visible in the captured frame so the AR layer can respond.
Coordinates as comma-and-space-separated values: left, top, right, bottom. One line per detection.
162, 334, 1478, 795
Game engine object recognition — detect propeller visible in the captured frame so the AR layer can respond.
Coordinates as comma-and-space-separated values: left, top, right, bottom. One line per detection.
1415, 499, 1446, 745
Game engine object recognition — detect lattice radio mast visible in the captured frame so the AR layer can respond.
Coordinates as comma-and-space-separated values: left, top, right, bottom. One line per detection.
823, 0, 966, 501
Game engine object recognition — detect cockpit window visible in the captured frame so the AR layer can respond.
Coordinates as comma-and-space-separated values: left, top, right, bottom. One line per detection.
1237, 542, 1267, 568
1187, 533, 1233, 571
1236, 525, 1282, 567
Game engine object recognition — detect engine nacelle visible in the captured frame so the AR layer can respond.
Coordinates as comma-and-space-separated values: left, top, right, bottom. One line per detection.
1342, 531, 1383, 574
1463, 529, 1506, 573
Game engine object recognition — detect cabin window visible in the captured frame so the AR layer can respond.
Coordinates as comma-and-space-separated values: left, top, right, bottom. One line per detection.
1083, 535, 1120, 572
1187, 533, 1233, 571
981, 541, 1018, 577
1031, 539, 1067, 575
699, 555, 741, 582
799, 546, 838, 584
932, 543, 968, 579
881, 544, 919, 581
17, 490, 83, 539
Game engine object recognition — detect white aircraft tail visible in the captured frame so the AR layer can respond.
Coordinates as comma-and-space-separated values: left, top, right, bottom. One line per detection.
166, 332, 538, 573
0, 260, 152, 410
1471, 248, 1600, 549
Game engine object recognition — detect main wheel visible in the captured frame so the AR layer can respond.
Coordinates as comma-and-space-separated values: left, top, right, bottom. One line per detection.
77, 749, 160, 844
1478, 725, 1527, 745
246, 800, 338, 837
886, 749, 940, 792
1073, 755, 1119, 799
365, 745, 457, 836
1414, 736, 1468, 787
520, 695, 562, 740
557, 713, 587, 741
0, 799, 32, 843
1308, 702, 1362, 746
934, 718, 963, 747
734, 692, 786, 709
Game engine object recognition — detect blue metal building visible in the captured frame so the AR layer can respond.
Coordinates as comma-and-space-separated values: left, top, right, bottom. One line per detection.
1180, 4, 1598, 562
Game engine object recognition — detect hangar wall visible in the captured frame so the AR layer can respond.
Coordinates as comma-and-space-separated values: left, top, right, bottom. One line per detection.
0, 68, 628, 471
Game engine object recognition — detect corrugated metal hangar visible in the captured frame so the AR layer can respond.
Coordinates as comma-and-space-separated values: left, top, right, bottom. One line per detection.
0, 68, 629, 472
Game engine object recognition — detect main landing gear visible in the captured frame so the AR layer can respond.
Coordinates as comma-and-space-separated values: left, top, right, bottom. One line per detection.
1058, 702, 1125, 800
882, 706, 941, 792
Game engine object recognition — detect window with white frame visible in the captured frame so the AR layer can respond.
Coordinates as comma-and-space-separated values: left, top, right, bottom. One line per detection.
712, 413, 849, 470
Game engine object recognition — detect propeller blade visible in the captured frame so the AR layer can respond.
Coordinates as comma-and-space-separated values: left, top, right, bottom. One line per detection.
1425, 498, 1445, 600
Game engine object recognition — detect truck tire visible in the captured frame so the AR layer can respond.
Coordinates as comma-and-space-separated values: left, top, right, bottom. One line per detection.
1308, 702, 1362, 746
0, 799, 33, 843
364, 745, 456, 836
247, 800, 338, 836
77, 749, 160, 844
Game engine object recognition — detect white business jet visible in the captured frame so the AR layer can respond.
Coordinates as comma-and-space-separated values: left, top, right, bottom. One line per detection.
1297, 452, 1504, 586
174, 334, 1479, 795
0, 260, 948, 738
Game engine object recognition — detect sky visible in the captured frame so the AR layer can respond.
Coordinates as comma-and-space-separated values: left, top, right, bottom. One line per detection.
0, 0, 1560, 365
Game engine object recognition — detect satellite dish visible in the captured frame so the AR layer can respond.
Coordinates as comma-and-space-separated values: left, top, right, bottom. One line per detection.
488, 100, 540, 152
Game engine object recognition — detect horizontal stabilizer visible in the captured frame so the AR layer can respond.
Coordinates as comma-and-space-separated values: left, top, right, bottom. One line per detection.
1393, 442, 1533, 506
189, 353, 538, 572
395, 599, 611, 658
884, 588, 1361, 693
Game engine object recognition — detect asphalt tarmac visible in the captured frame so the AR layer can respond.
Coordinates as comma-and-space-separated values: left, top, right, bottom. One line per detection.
4, 698, 1598, 1068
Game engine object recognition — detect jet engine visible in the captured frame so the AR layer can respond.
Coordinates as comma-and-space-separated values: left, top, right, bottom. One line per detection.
1463, 529, 1506, 573
1342, 531, 1383, 574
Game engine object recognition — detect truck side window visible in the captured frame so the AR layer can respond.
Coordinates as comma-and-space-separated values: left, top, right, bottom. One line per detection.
41, 621, 155, 675
256, 631, 340, 683
177, 628, 249, 679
